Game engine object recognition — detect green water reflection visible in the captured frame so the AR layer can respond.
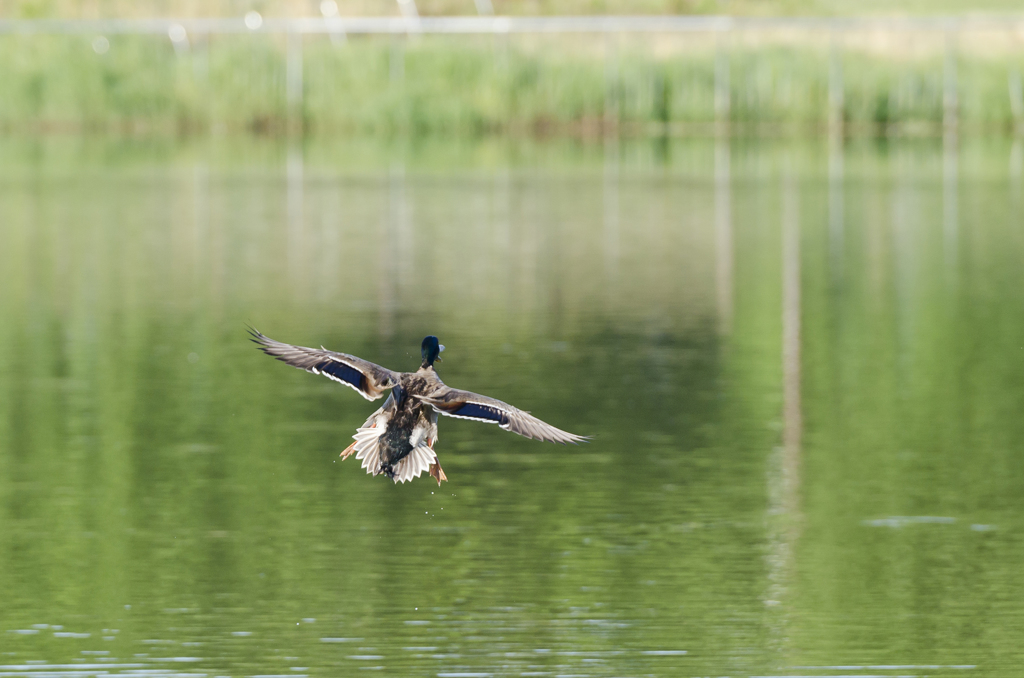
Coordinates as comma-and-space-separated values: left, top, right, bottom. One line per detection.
1, 136, 1022, 676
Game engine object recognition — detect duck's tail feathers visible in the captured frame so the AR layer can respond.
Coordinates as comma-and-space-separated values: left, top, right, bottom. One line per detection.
343, 410, 389, 476
342, 409, 440, 484
353, 430, 386, 477
391, 445, 437, 484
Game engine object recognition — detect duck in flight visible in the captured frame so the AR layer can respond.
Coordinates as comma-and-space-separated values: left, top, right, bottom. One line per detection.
249, 329, 588, 485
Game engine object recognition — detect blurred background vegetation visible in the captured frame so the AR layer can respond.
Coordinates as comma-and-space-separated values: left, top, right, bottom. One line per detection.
2, 1, 1024, 136
5, 0, 1024, 18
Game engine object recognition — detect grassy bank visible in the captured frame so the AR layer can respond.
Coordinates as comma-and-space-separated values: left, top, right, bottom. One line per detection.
4, 0, 1024, 19
2, 31, 1023, 136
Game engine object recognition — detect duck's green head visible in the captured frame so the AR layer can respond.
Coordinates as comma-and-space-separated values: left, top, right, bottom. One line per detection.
421, 335, 445, 367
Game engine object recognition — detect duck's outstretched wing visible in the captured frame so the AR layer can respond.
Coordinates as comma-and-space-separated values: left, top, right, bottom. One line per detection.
248, 327, 398, 401
416, 388, 588, 444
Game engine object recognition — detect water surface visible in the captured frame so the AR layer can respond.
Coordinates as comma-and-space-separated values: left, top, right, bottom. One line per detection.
1, 135, 1023, 676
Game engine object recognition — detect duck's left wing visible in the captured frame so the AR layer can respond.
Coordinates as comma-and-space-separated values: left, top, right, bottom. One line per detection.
416, 388, 588, 444
249, 328, 398, 401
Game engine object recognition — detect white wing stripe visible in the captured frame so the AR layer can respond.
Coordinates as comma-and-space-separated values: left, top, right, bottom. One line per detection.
430, 407, 501, 425
459, 399, 524, 415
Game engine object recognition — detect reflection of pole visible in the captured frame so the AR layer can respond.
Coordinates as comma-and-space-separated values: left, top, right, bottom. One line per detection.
715, 136, 733, 335
828, 131, 844, 287
766, 159, 802, 629
494, 168, 512, 315
781, 162, 801, 518
378, 165, 403, 340
287, 144, 304, 290
396, 166, 414, 294
1012, 138, 1023, 217
193, 162, 210, 294
603, 137, 620, 307
943, 126, 958, 283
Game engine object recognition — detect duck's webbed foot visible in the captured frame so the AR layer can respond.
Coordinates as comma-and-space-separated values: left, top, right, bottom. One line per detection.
340, 440, 359, 460
429, 461, 447, 486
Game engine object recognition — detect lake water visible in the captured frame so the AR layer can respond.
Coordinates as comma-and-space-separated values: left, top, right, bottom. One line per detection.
1, 135, 1023, 677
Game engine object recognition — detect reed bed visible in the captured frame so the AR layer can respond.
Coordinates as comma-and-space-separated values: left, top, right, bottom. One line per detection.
2, 29, 1024, 135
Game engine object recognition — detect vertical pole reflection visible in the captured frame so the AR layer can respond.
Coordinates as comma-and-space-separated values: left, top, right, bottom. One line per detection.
766, 158, 802, 627
603, 136, 620, 308
378, 164, 403, 341
1011, 138, 1022, 219
493, 168, 513, 319
943, 126, 959, 284
715, 135, 733, 335
286, 143, 305, 294
192, 162, 212, 302
828, 130, 844, 288
193, 162, 209, 250
781, 162, 802, 517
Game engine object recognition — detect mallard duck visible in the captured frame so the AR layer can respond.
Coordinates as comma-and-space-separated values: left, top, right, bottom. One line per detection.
249, 329, 587, 485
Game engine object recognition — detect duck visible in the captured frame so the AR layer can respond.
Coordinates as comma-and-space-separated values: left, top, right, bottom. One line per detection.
249, 329, 588, 485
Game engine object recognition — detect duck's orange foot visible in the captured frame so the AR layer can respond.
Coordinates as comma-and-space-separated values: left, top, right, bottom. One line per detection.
340, 440, 358, 460
429, 462, 447, 486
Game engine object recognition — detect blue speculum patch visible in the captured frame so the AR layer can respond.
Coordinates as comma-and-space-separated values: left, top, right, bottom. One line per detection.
453, 402, 508, 425
318, 360, 364, 390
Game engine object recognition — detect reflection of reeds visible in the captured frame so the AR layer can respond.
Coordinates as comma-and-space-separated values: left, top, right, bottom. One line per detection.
2, 30, 1024, 135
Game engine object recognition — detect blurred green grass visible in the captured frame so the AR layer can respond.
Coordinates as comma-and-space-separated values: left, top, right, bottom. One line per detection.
2, 31, 1023, 135
7, 0, 1024, 19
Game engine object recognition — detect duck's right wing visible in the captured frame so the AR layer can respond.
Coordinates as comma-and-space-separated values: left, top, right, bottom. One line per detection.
249, 327, 399, 401
416, 388, 588, 444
